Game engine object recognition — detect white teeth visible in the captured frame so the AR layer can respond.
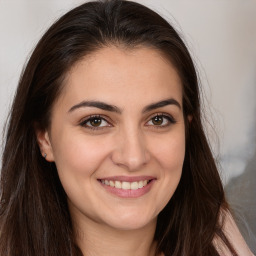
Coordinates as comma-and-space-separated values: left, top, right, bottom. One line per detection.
101, 179, 149, 190
131, 182, 138, 190
115, 181, 122, 189
138, 181, 144, 188
122, 181, 131, 190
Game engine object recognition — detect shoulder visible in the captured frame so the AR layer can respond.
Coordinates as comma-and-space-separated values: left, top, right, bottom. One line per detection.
213, 210, 254, 256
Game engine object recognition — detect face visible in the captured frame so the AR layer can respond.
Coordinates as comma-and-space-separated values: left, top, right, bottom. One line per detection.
37, 46, 186, 231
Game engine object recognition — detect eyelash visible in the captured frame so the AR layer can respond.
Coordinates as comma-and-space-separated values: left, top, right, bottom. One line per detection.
146, 113, 176, 128
79, 113, 176, 130
79, 115, 111, 130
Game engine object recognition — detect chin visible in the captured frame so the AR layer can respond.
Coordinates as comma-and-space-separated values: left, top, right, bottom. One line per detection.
102, 211, 157, 231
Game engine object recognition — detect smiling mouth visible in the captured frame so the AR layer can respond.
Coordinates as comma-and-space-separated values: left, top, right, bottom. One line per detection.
98, 177, 156, 198
99, 179, 151, 190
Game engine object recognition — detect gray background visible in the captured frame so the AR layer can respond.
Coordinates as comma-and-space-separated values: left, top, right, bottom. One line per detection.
0, 0, 255, 253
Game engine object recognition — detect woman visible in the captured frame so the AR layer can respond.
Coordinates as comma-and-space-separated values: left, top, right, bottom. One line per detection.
0, 0, 253, 255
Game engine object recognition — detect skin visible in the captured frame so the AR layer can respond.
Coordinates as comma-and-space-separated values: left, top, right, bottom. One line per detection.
36, 46, 254, 256
37, 46, 185, 256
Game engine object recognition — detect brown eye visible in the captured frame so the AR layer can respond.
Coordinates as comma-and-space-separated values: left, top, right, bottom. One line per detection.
89, 117, 102, 127
146, 114, 176, 128
152, 115, 163, 125
80, 115, 111, 129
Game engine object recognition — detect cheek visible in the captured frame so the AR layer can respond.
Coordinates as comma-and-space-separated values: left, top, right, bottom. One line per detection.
149, 129, 185, 209
164, 133, 185, 186
51, 133, 113, 213
51, 132, 111, 179
150, 130, 185, 171
159, 141, 185, 168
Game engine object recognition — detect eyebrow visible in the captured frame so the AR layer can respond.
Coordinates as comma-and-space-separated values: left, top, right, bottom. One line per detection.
68, 101, 121, 113
68, 98, 181, 114
142, 98, 181, 113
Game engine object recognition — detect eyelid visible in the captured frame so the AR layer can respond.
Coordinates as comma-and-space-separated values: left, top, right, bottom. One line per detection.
79, 114, 113, 129
145, 112, 176, 127
79, 112, 176, 131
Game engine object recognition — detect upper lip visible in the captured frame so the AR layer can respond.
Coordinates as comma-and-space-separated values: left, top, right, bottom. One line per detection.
98, 176, 156, 182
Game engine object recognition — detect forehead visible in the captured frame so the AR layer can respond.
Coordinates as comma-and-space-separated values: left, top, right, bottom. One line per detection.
57, 46, 183, 111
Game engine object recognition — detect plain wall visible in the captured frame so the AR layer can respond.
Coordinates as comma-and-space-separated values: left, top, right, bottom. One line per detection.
0, 0, 255, 253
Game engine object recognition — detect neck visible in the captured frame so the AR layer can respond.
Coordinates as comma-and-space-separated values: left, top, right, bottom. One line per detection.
73, 215, 158, 256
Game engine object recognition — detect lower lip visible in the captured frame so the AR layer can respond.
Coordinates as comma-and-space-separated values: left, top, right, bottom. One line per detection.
99, 180, 155, 198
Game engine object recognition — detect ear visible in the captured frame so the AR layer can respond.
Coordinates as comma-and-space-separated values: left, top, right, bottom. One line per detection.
35, 128, 55, 162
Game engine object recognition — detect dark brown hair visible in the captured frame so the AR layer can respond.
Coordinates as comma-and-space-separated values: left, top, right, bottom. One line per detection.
0, 0, 236, 255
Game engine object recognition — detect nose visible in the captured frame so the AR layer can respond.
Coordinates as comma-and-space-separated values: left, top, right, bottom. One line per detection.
111, 128, 150, 171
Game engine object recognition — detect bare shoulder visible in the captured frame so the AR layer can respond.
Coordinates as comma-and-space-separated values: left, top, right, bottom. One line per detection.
213, 209, 254, 256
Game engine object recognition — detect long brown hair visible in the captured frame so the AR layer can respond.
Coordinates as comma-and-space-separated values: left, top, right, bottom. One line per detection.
0, 0, 236, 255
